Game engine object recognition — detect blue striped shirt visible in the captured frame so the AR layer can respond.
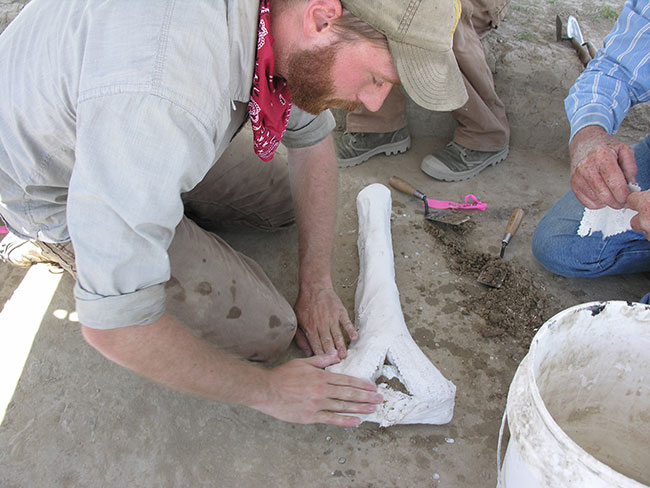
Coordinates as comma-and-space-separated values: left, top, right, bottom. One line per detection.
565, 0, 650, 142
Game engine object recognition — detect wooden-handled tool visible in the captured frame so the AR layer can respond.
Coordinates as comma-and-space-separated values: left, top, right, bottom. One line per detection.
569, 37, 591, 67
477, 208, 524, 288
584, 40, 598, 59
389, 176, 425, 201
556, 15, 594, 68
389, 176, 470, 226
500, 208, 524, 258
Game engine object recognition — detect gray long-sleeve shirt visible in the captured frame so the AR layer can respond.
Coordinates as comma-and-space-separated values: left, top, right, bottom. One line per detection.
0, 0, 334, 328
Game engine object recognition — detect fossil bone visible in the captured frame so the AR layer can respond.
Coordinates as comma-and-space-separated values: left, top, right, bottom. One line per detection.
328, 183, 456, 427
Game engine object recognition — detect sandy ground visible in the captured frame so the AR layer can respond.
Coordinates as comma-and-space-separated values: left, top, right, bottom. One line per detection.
1, 1, 648, 487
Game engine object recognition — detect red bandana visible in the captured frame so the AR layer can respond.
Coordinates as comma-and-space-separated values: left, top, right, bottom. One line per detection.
249, 0, 292, 162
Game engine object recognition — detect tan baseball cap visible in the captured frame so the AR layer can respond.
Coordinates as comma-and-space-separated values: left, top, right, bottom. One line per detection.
341, 0, 468, 111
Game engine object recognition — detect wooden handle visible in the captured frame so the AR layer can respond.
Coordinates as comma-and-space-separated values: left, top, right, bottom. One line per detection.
585, 40, 597, 59
505, 208, 524, 237
389, 176, 419, 197
570, 37, 591, 67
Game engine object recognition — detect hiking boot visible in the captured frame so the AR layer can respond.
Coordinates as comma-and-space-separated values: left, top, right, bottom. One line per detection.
336, 127, 411, 168
421, 142, 509, 182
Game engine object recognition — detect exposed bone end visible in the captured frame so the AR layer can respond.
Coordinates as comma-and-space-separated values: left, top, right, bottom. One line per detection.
373, 385, 455, 427
330, 339, 456, 426
327, 183, 456, 427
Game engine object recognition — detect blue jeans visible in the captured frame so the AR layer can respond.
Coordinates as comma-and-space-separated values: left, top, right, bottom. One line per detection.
532, 133, 650, 302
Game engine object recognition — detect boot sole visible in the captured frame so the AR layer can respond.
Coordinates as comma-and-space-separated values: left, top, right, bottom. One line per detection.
338, 137, 412, 168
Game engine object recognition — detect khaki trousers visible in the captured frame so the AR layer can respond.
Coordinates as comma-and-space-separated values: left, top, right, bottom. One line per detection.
346, 0, 510, 152
38, 131, 298, 362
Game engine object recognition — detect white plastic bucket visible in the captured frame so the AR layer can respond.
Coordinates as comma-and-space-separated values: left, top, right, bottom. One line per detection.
497, 301, 650, 488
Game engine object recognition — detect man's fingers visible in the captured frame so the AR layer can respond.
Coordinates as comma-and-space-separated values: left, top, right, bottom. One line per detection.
315, 384, 384, 426
340, 314, 358, 342
332, 332, 347, 359
629, 214, 650, 240
618, 143, 638, 184
325, 371, 379, 392
326, 384, 383, 404
600, 165, 629, 207
588, 163, 624, 208
294, 328, 313, 357
305, 351, 341, 369
331, 314, 356, 360
321, 399, 379, 415
573, 175, 605, 209
261, 357, 383, 426
302, 356, 380, 400
294, 288, 354, 361
630, 214, 642, 233
571, 136, 637, 209
574, 167, 623, 209
303, 328, 324, 356
318, 328, 338, 357
627, 192, 650, 240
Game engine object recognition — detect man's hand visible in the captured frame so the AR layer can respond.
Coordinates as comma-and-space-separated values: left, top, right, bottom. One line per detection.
253, 353, 382, 426
287, 137, 357, 359
294, 284, 358, 359
82, 314, 379, 427
570, 125, 637, 209
627, 190, 650, 240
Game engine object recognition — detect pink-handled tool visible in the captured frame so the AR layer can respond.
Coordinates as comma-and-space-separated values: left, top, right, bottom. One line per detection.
389, 176, 477, 226
0, 226, 8, 234
425, 194, 487, 211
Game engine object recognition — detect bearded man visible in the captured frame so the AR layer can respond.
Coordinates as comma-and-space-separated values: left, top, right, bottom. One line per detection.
0, 0, 467, 425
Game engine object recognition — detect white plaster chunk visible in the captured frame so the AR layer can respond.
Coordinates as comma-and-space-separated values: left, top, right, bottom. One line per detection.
578, 206, 637, 239
577, 183, 641, 239
327, 184, 456, 427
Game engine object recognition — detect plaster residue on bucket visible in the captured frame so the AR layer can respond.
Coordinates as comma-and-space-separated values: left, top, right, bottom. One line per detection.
561, 414, 649, 484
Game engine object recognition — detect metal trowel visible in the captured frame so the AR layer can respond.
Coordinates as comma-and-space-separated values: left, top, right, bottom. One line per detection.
477, 208, 524, 288
556, 15, 595, 67
389, 176, 470, 226
567, 16, 597, 59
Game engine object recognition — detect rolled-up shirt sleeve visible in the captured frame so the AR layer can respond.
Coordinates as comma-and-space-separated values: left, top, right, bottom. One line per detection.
281, 106, 336, 148
565, 0, 650, 142
70, 93, 217, 329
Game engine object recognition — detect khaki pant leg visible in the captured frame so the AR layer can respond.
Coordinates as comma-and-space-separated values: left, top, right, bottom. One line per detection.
182, 129, 296, 232
32, 223, 296, 363
345, 86, 408, 133
451, 0, 510, 151
32, 129, 297, 362
33, 222, 296, 363
169, 129, 298, 361
165, 217, 296, 362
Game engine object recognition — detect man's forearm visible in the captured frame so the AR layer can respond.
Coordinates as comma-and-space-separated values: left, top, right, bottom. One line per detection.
82, 313, 270, 407
287, 135, 358, 357
81, 312, 382, 426
287, 135, 338, 287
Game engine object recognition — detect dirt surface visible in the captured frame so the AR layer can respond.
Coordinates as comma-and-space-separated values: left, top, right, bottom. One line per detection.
2, 1, 650, 487
424, 222, 560, 344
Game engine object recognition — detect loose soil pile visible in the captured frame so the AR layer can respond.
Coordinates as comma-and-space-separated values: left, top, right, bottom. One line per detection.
426, 222, 563, 345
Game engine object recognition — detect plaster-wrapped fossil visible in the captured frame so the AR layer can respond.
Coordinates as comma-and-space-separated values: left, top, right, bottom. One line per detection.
328, 183, 456, 427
